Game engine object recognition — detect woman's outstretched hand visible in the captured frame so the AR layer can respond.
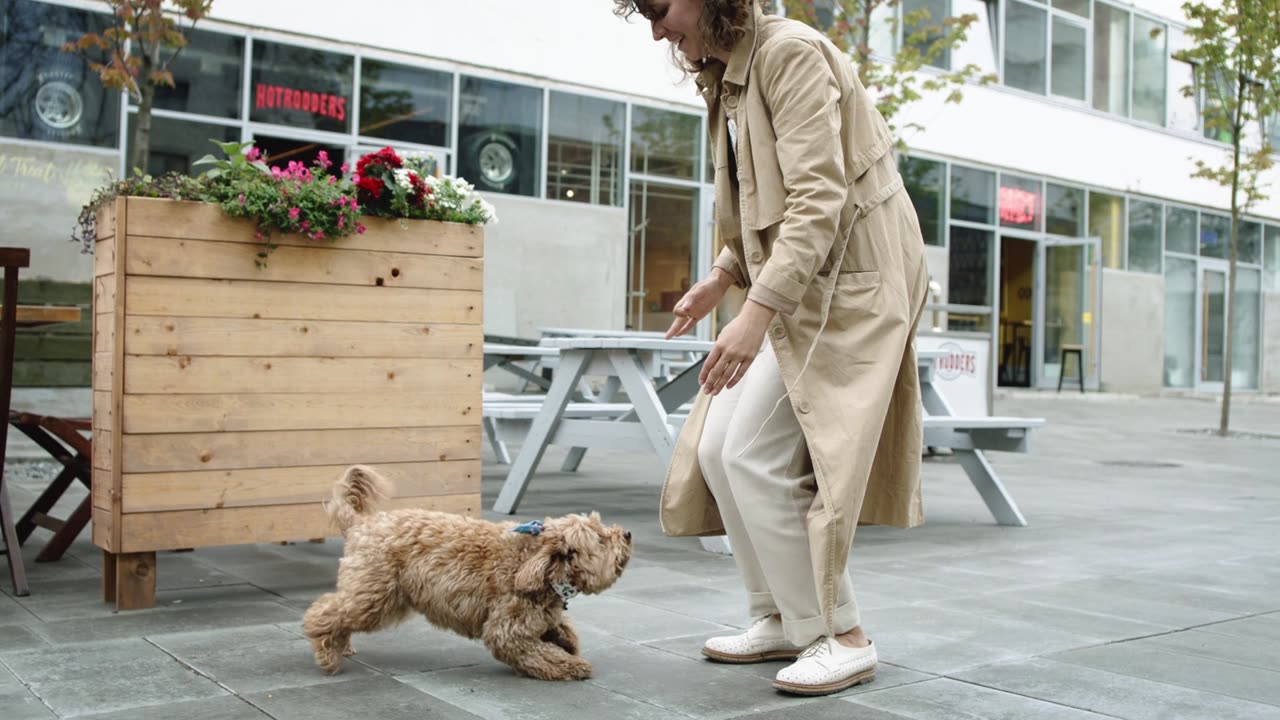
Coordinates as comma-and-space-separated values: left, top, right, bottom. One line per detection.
665, 268, 734, 339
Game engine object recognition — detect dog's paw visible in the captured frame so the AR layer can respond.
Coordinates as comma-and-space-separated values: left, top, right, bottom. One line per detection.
555, 657, 593, 681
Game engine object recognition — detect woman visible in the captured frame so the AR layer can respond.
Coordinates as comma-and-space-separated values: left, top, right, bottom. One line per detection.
612, 0, 930, 697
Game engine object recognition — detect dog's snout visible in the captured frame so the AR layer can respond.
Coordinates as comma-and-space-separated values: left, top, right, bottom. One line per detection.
623, 530, 632, 542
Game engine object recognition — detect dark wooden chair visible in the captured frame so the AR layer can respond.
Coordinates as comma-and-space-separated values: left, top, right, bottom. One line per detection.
0, 247, 31, 596
11, 412, 92, 562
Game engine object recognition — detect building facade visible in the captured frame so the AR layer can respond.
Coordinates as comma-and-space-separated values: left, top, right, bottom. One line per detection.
1, 0, 1277, 393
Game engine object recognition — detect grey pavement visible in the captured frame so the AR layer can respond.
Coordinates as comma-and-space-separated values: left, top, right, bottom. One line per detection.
1, 391, 1278, 719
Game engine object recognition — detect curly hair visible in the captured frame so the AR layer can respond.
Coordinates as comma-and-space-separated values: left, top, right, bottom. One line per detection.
612, 0, 757, 75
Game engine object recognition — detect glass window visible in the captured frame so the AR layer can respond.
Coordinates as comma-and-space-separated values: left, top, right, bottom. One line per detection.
1199, 212, 1229, 259
950, 165, 995, 224
1045, 183, 1084, 236
128, 114, 238, 176
1163, 255, 1196, 388
1052, 0, 1089, 17
252, 134, 347, 179
0, 0, 120, 147
1165, 206, 1197, 254
1092, 3, 1130, 115
251, 40, 353, 134
1167, 29, 1198, 132
1239, 220, 1262, 265
1132, 16, 1166, 125
1126, 200, 1162, 273
1087, 191, 1125, 269
900, 156, 945, 246
546, 92, 624, 206
150, 27, 242, 119
1268, 112, 1280, 154
999, 174, 1042, 231
1201, 70, 1234, 144
457, 76, 542, 197
630, 106, 700, 179
1264, 225, 1280, 291
947, 226, 994, 331
1231, 267, 1261, 389
1005, 2, 1047, 94
359, 59, 451, 147
1050, 18, 1087, 101
903, 0, 950, 70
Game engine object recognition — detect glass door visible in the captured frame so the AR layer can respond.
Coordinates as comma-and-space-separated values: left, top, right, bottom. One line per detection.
1197, 260, 1229, 390
626, 180, 698, 332
1037, 236, 1101, 389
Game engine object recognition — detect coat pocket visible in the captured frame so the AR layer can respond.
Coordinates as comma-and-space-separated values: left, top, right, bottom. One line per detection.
829, 270, 881, 309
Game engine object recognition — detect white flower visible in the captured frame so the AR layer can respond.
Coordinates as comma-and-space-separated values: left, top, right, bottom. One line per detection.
478, 199, 498, 224
393, 168, 413, 190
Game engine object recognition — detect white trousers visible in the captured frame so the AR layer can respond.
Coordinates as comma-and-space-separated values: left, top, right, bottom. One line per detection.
698, 342, 860, 646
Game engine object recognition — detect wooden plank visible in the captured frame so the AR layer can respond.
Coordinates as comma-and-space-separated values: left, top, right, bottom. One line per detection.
124, 316, 481, 359
93, 428, 113, 472
95, 274, 115, 311
9, 306, 82, 325
94, 312, 114, 358
121, 460, 478, 513
125, 197, 484, 257
119, 494, 480, 552
94, 199, 117, 247
93, 353, 113, 391
121, 424, 480, 473
93, 390, 113, 431
109, 203, 127, 554
95, 235, 116, 277
126, 276, 482, 325
122, 392, 476, 434
92, 506, 114, 552
93, 466, 113, 512
126, 236, 484, 291
124, 356, 480, 395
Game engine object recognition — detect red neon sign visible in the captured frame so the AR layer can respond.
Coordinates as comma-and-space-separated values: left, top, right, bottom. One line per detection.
999, 186, 1039, 226
254, 83, 347, 122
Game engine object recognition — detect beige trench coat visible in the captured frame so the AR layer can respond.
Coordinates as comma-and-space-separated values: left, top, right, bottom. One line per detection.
660, 7, 930, 627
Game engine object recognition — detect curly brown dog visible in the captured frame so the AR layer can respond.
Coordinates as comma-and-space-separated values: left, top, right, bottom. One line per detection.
303, 465, 632, 680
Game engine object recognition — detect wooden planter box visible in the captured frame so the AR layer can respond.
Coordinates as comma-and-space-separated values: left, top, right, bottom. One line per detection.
91, 197, 483, 610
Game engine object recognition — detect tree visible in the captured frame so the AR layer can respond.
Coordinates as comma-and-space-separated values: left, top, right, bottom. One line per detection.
1174, 0, 1280, 436
771, 0, 996, 150
62, 1, 214, 172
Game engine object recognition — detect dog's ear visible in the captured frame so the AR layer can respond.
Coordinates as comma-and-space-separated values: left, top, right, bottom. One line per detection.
514, 531, 567, 593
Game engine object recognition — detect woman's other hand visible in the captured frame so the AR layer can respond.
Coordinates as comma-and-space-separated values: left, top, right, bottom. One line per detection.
699, 300, 776, 395
665, 267, 735, 339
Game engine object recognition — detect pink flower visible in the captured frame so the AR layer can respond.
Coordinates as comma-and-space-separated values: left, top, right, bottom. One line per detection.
300, 220, 310, 231
246, 147, 261, 162
271, 166, 284, 179
337, 214, 345, 229
316, 150, 332, 169
340, 163, 349, 175
356, 224, 367, 234
237, 193, 245, 205
328, 176, 336, 185
288, 207, 300, 221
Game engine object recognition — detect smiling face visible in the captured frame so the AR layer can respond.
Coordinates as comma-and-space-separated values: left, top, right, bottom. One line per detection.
641, 0, 711, 62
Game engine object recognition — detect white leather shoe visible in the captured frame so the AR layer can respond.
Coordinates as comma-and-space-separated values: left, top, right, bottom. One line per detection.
702, 616, 802, 663
772, 637, 877, 695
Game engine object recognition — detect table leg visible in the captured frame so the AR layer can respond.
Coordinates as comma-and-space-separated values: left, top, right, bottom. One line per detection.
0, 479, 28, 596
493, 350, 591, 515
561, 376, 621, 472
112, 551, 157, 610
609, 350, 676, 464
954, 449, 1028, 527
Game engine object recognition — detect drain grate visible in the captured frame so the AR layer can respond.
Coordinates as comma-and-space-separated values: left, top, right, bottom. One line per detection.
1096, 460, 1183, 468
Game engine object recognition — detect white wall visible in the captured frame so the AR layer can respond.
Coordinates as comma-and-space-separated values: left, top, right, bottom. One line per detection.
1100, 269, 1166, 392
209, 0, 702, 109
481, 196, 628, 340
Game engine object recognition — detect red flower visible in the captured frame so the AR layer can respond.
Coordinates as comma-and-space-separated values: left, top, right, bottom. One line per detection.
355, 175, 384, 199
355, 146, 403, 176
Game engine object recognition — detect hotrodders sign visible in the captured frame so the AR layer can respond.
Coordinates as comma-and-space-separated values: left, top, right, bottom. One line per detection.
254, 84, 347, 122
916, 335, 990, 417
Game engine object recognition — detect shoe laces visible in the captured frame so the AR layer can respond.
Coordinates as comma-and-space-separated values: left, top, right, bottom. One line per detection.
798, 637, 832, 660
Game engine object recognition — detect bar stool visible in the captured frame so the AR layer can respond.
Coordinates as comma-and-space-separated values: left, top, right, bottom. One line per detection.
1057, 344, 1085, 393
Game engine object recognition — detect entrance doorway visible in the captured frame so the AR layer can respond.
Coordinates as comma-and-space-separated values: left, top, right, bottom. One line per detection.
626, 181, 698, 332
999, 237, 1034, 386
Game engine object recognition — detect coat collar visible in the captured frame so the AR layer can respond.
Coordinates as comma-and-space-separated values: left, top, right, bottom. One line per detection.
696, 4, 764, 96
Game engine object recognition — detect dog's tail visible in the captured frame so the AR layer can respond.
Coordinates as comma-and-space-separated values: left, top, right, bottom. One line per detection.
326, 465, 391, 534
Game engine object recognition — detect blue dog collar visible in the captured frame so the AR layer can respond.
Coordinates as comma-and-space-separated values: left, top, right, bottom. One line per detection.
511, 520, 544, 535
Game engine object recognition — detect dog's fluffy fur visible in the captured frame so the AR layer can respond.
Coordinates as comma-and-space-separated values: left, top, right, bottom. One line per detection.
303, 465, 632, 680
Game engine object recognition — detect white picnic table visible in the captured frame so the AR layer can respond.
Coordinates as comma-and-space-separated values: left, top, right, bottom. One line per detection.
492, 336, 713, 516
487, 341, 1038, 541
